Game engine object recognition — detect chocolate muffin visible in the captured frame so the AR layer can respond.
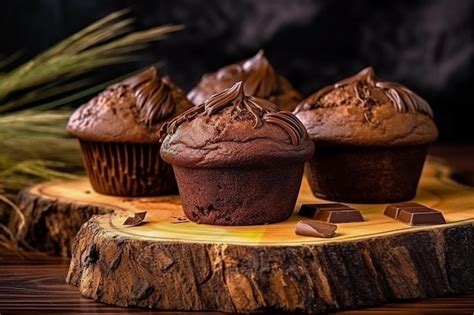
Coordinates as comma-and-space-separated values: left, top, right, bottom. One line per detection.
67, 67, 192, 196
161, 81, 314, 225
294, 67, 438, 203
187, 50, 302, 111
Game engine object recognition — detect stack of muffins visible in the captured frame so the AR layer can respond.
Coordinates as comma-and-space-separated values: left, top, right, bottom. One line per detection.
68, 52, 437, 226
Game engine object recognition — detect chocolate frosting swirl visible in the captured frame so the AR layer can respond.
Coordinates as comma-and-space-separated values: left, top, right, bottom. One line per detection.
67, 66, 192, 143
187, 50, 302, 111
162, 81, 306, 145
294, 67, 438, 146
295, 67, 433, 118
214, 50, 279, 98
123, 67, 176, 126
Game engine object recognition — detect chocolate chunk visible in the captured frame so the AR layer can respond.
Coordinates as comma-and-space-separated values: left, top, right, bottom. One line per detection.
398, 208, 446, 226
123, 211, 147, 226
384, 203, 446, 226
384, 202, 427, 219
295, 220, 337, 238
171, 215, 190, 224
299, 203, 347, 217
299, 203, 364, 223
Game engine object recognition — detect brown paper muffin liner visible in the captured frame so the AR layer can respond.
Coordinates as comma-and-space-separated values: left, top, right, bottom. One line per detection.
305, 144, 429, 203
172, 163, 305, 226
79, 140, 177, 196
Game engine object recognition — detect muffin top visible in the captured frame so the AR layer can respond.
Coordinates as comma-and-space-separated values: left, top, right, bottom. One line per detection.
294, 67, 438, 146
67, 67, 192, 143
161, 81, 314, 167
187, 50, 302, 111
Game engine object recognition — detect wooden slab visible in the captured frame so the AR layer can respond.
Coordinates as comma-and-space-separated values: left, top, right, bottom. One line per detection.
11, 161, 474, 312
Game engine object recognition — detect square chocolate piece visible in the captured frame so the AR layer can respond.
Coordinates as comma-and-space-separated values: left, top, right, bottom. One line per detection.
299, 203, 348, 217
384, 202, 427, 219
299, 203, 364, 223
398, 208, 446, 226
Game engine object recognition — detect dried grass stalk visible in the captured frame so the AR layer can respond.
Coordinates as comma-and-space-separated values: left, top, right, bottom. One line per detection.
0, 9, 182, 254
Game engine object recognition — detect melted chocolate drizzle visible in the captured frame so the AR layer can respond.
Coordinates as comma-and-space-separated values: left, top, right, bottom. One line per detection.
161, 81, 306, 145
215, 50, 279, 98
296, 67, 433, 117
123, 67, 176, 126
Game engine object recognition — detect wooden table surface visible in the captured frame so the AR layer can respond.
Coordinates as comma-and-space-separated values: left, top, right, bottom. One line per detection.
1, 143, 473, 315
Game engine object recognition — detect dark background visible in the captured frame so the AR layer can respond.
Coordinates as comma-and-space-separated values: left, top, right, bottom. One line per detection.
1, 0, 473, 142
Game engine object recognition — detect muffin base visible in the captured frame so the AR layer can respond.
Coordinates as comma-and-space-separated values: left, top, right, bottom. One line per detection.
80, 141, 177, 196
305, 145, 429, 203
173, 163, 305, 225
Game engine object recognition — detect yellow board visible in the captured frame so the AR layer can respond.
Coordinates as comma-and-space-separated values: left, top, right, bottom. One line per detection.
33, 160, 474, 246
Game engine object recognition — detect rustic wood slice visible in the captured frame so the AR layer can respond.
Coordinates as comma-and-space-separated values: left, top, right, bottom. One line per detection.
10, 183, 115, 256
11, 161, 474, 313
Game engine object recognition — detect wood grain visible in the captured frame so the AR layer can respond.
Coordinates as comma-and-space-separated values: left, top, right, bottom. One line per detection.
12, 160, 472, 312
1, 146, 474, 314
1, 258, 473, 314
11, 160, 474, 255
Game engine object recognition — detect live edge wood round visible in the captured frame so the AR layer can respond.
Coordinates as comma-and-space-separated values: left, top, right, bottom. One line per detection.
12, 161, 474, 313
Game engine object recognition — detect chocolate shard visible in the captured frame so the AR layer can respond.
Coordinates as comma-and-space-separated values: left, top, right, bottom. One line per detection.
123, 211, 147, 227
295, 220, 337, 238
384, 202, 427, 219
171, 215, 190, 224
299, 203, 364, 223
397, 208, 446, 226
